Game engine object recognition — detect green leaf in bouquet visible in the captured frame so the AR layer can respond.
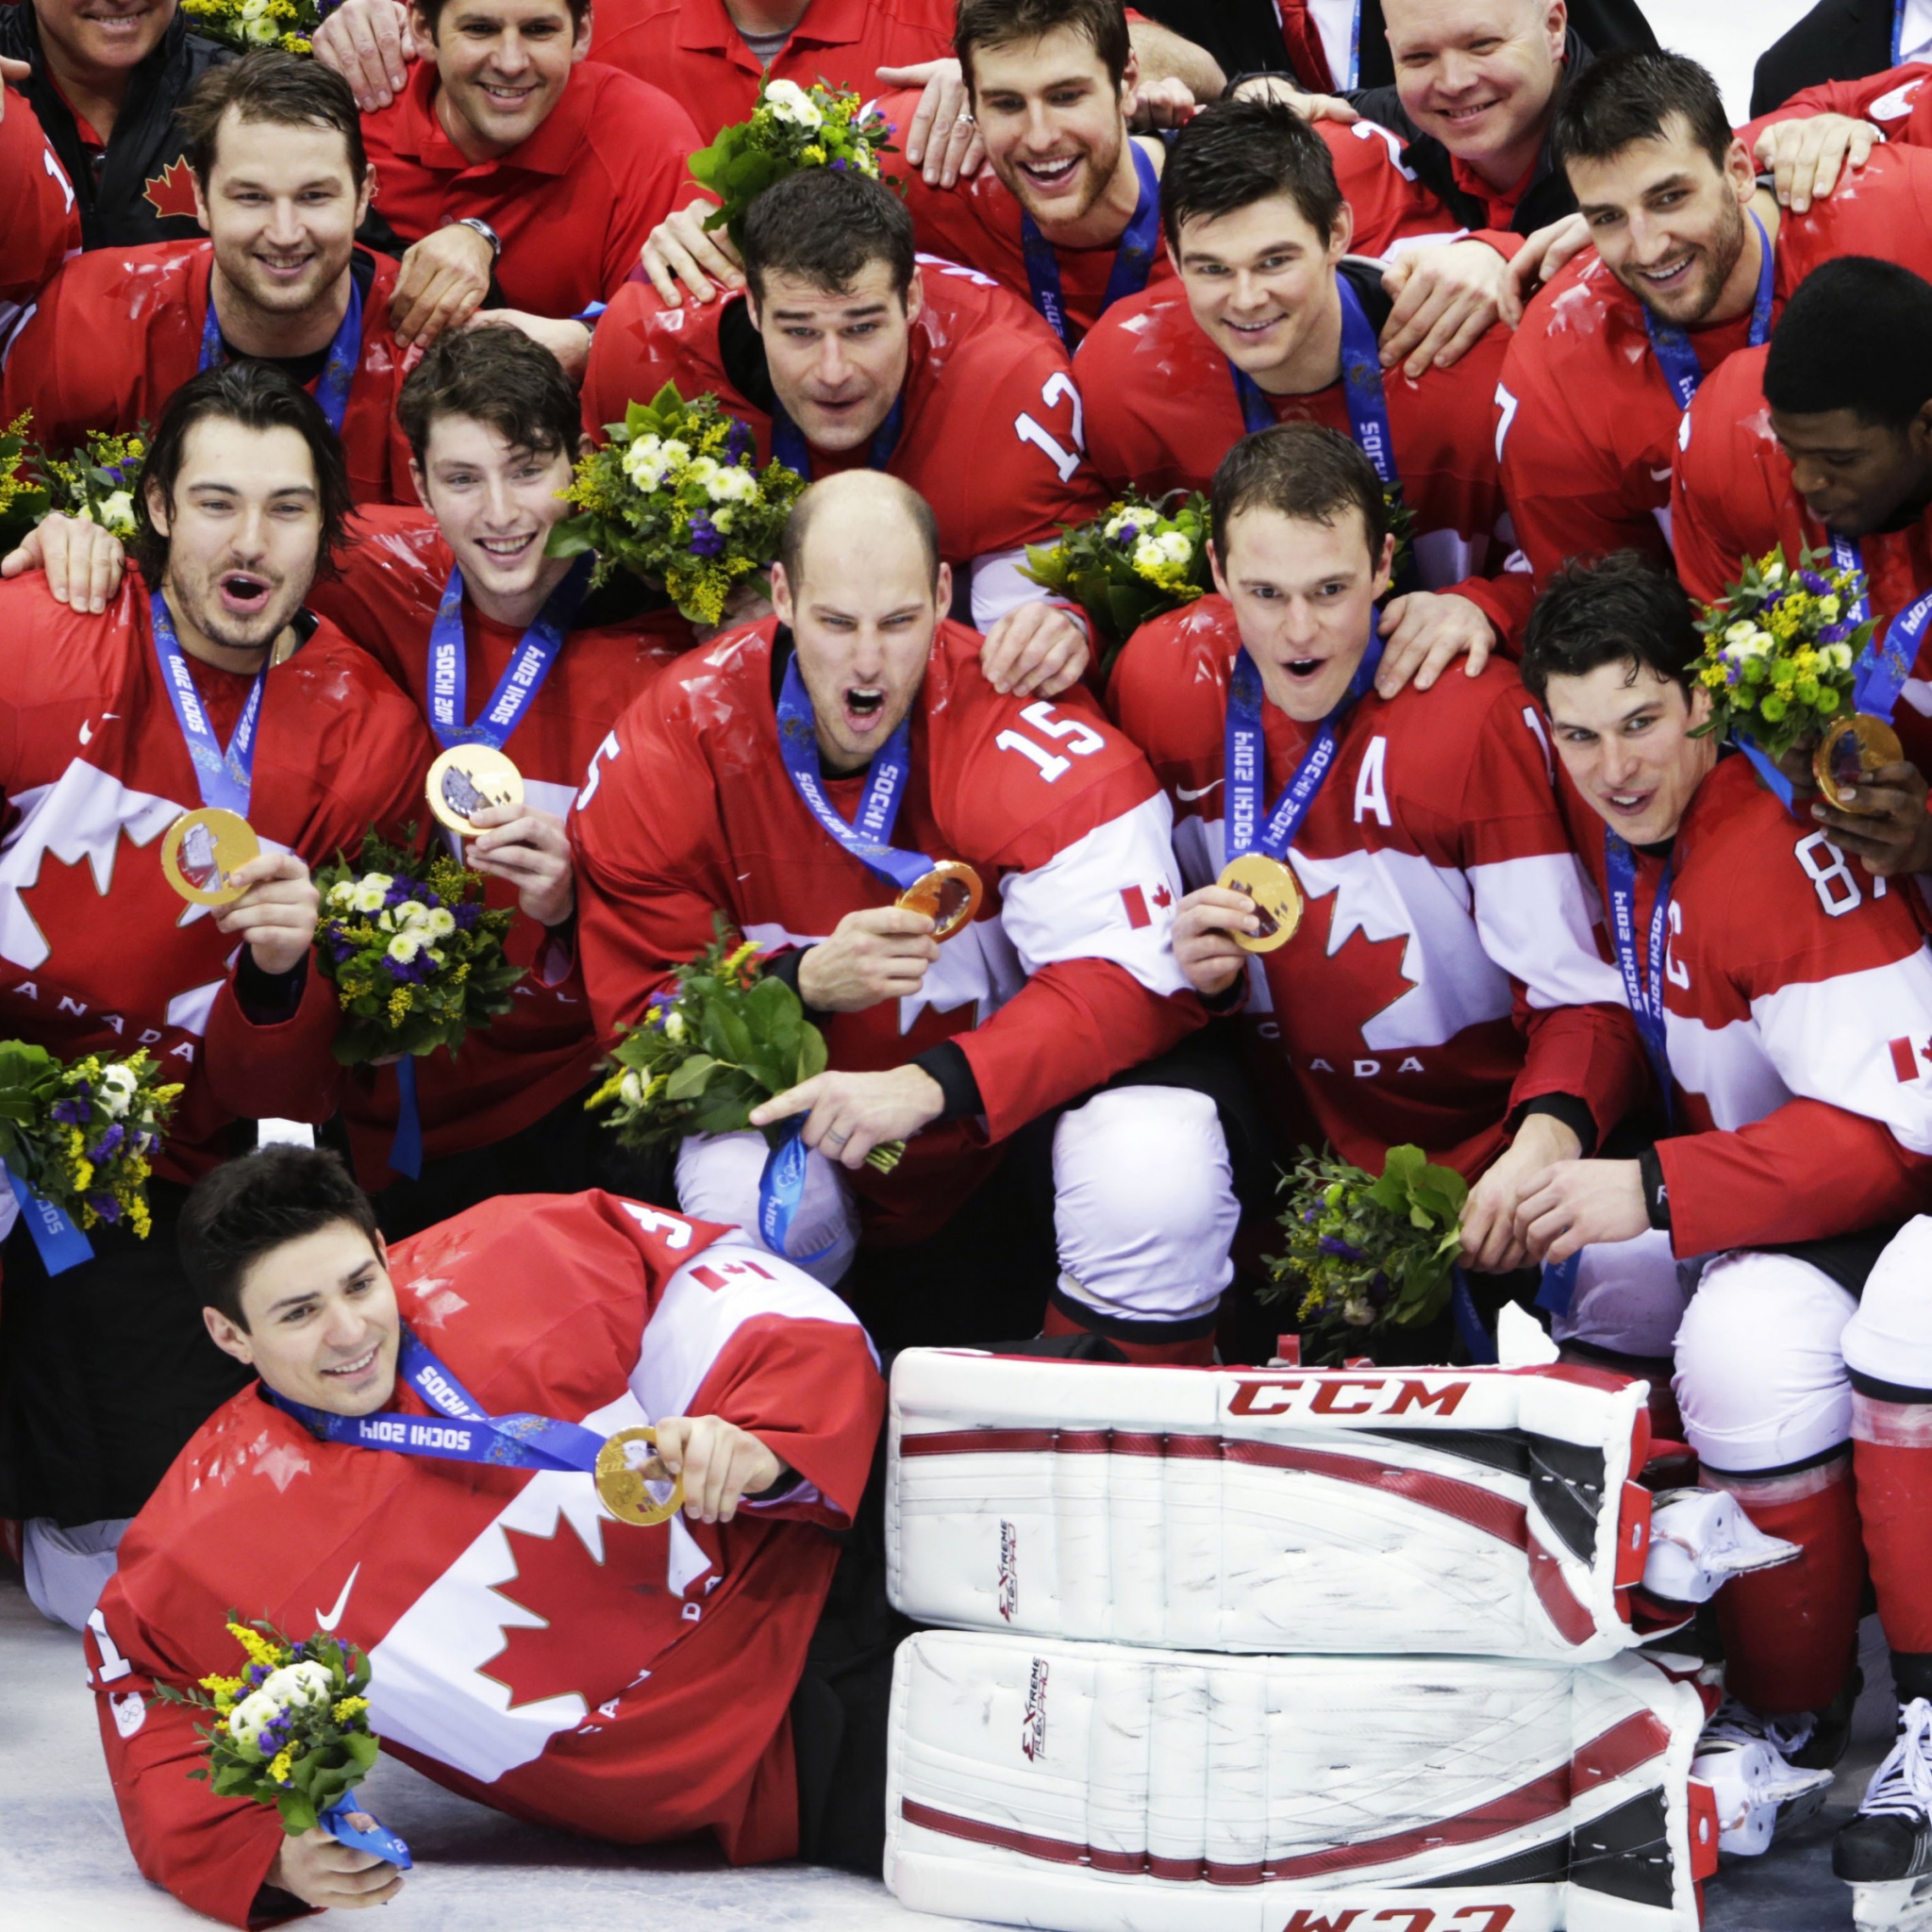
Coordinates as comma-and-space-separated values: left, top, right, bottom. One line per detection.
543, 514, 598, 560
701, 998, 757, 1070
688, 1066, 766, 1137
796, 1020, 828, 1083
662, 1053, 718, 1102
278, 1793, 320, 1837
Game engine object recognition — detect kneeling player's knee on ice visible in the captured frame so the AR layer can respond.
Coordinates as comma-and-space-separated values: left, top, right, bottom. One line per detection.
1554, 1227, 1690, 1359
674, 1130, 858, 1287
1843, 1216, 1932, 1392
1050, 1086, 1236, 1321
1673, 1252, 1857, 1473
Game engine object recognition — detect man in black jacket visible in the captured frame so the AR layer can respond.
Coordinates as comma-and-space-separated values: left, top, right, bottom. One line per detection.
1753, 0, 1911, 119
0, 0, 230, 251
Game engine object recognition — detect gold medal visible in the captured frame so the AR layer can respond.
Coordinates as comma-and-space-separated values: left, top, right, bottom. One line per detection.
1813, 713, 1906, 815
426, 744, 524, 837
160, 808, 259, 907
1218, 852, 1303, 954
895, 859, 984, 942
594, 1425, 684, 1528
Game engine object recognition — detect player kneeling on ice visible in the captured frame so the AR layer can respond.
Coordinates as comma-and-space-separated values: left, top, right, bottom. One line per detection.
1516, 554, 1932, 1928
85, 1145, 885, 1924
571, 469, 1239, 1361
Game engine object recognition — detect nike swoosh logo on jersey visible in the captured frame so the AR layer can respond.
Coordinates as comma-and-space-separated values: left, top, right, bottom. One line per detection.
76, 713, 122, 747
315, 1560, 362, 1633
1649, 467, 1673, 484
1175, 778, 1224, 802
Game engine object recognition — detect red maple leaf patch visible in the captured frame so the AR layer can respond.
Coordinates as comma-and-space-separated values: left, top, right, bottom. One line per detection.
480, 1513, 684, 1712
143, 157, 201, 224
1303, 891, 1421, 1044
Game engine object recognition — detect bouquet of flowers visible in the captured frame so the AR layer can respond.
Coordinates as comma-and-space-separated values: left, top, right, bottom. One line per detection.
312, 831, 521, 1064
589, 921, 901, 1170
1690, 544, 1873, 758
1021, 491, 1213, 676
689, 78, 897, 249
0, 1041, 180, 1237
1264, 1143, 1468, 1361
154, 1617, 409, 1862
549, 383, 806, 625
0, 413, 49, 553
178, 0, 319, 54
34, 425, 149, 539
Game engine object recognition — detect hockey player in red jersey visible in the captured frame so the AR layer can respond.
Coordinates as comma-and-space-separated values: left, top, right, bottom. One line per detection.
587, 167, 1101, 698
1109, 423, 1643, 1274
88, 1143, 886, 1923
0, 54, 421, 508
1077, 97, 1531, 675
573, 468, 1239, 1362
0, 362, 433, 1617
1500, 49, 1932, 589
0, 72, 78, 315
1516, 554, 1932, 1918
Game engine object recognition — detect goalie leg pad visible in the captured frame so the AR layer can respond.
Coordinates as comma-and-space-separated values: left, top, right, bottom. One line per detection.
674, 1128, 858, 1287
885, 1632, 1708, 1932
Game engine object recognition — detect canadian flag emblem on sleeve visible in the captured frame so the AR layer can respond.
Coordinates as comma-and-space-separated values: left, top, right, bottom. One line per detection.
1119, 882, 1174, 930
1890, 1036, 1929, 1083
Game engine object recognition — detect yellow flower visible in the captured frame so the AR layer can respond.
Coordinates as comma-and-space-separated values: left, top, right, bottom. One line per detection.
226, 1621, 283, 1671
200, 1673, 245, 1707
332, 1695, 370, 1723
268, 1749, 294, 1786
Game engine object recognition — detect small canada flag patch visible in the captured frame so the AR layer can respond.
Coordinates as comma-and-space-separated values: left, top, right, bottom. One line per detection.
143, 157, 200, 223
1890, 1037, 1930, 1083
1120, 882, 1174, 929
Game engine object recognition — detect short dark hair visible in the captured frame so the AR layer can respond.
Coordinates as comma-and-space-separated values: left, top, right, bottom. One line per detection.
1160, 97, 1344, 254
1551, 47, 1734, 178
1209, 422, 1388, 567
400, 325, 581, 469
741, 168, 918, 308
131, 361, 355, 591
956, 0, 1131, 94
413, 0, 589, 41
178, 48, 367, 192
1763, 257, 1932, 430
1519, 551, 1700, 704
779, 472, 941, 592
179, 1145, 381, 1330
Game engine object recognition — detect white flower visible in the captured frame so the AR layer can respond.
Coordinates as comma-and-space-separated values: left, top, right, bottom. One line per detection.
1826, 641, 1855, 672
97, 1063, 138, 1119
226, 1690, 279, 1753
392, 900, 430, 928
260, 1661, 332, 1710
763, 78, 824, 129
663, 1008, 686, 1041
1761, 559, 1786, 585
350, 883, 387, 915
686, 456, 721, 489
618, 1069, 645, 1107
621, 434, 675, 492
326, 880, 356, 909
1724, 621, 1757, 645
857, 145, 879, 178
376, 908, 394, 932
425, 907, 456, 938
1818, 593, 1841, 622
427, 946, 446, 967
1154, 529, 1192, 567
241, 0, 272, 14
244, 13, 278, 42
93, 491, 136, 535
387, 934, 421, 964
1103, 508, 1137, 541
708, 465, 758, 505
710, 506, 737, 534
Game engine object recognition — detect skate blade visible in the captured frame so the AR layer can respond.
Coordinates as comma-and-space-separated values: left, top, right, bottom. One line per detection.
1853, 1875, 1932, 1932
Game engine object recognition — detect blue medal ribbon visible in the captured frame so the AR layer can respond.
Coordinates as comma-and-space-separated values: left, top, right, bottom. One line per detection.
318, 1792, 411, 1871
1020, 140, 1162, 346
198, 271, 363, 436
1830, 532, 1932, 724
1450, 1265, 1497, 1363
769, 392, 904, 481
151, 593, 267, 817
1641, 212, 1774, 413
1897, 0, 1909, 65
425, 555, 591, 752
5, 1163, 94, 1275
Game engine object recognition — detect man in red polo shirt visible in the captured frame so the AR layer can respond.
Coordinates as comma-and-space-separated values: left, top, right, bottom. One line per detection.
2, 53, 418, 507
1498, 49, 1932, 590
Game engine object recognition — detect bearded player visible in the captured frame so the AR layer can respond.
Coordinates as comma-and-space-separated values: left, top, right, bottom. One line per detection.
1499, 49, 1932, 590
573, 468, 1239, 1364
1516, 555, 1932, 1923
0, 362, 432, 1624
1110, 424, 1644, 1312
87, 1143, 885, 1921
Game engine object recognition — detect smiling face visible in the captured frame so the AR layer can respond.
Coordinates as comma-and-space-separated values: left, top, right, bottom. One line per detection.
411, 412, 577, 623
1173, 192, 1350, 384
1769, 404, 1932, 540
413, 0, 588, 159
971, 25, 1133, 227
1211, 502, 1393, 723
1385, 0, 1567, 180
32, 0, 171, 78
751, 260, 920, 454
148, 417, 324, 658
194, 108, 372, 325
205, 1221, 402, 1416
1566, 115, 1755, 326
1541, 658, 1714, 844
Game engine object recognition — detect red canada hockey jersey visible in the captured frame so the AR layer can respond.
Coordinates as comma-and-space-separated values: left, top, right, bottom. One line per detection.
1074, 274, 1534, 645
1109, 595, 1644, 1177
306, 508, 693, 1183
0, 576, 433, 1182
591, 0, 953, 141
0, 241, 416, 508
1497, 142, 1932, 587
1670, 342, 1932, 779
1568, 754, 1932, 1257
358, 61, 700, 319
583, 259, 1108, 584
86, 1190, 886, 1927
570, 616, 1202, 1241
0, 83, 78, 315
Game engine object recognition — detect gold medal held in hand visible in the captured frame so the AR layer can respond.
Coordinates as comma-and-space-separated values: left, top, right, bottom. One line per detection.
160, 807, 259, 907
595, 1425, 684, 1527
895, 858, 984, 942
1218, 851, 1302, 954
426, 744, 524, 837
1813, 713, 1905, 815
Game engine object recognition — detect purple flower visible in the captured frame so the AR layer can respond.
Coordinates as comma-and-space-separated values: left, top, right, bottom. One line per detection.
689, 512, 726, 558
1799, 569, 1830, 595
1820, 622, 1852, 643
1301, 1207, 1321, 1225
88, 1193, 120, 1224
1114, 522, 1140, 547
90, 1124, 125, 1161
830, 158, 848, 171
51, 1097, 90, 1125
724, 418, 754, 466
453, 902, 482, 930
1319, 1235, 1366, 1262
1724, 662, 1741, 686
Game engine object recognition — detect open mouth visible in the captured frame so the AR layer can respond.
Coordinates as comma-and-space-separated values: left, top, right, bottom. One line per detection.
1637, 253, 1697, 295
1600, 789, 1656, 821
322, 1343, 379, 1380
218, 572, 274, 618
478, 81, 540, 108
1224, 314, 1283, 341
1281, 656, 1327, 683
255, 251, 315, 282
80, 8, 151, 33
1018, 155, 1082, 192
476, 532, 539, 563
1440, 97, 1502, 127
843, 687, 887, 735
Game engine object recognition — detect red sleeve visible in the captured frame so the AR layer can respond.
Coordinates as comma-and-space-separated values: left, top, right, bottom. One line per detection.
0, 87, 78, 306
580, 277, 679, 441
597, 78, 703, 302
1667, 352, 1782, 606
0, 258, 140, 448
1740, 62, 1932, 147
1450, 565, 1538, 654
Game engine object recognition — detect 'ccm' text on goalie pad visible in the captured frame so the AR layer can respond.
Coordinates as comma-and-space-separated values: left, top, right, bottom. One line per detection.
887, 1355, 1654, 1661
